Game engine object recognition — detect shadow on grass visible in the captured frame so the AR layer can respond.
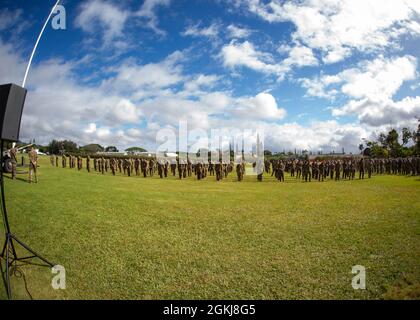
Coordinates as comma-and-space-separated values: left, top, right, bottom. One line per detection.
3, 175, 29, 183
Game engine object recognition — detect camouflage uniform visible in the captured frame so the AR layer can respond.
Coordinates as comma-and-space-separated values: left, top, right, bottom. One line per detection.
28, 148, 38, 183
9, 146, 18, 179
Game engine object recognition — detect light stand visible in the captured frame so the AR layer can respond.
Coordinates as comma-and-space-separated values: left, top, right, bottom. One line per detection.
0, 140, 54, 299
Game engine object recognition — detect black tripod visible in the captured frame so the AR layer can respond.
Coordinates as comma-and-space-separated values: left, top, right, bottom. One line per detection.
0, 140, 53, 299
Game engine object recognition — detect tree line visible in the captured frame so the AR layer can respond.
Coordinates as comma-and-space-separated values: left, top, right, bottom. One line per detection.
360, 120, 420, 158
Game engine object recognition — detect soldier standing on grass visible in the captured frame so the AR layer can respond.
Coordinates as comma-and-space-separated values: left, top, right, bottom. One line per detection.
335, 160, 341, 181
134, 158, 140, 176
77, 155, 82, 171
110, 158, 116, 176
149, 159, 155, 177
101, 157, 105, 174
9, 144, 18, 180
256, 160, 264, 182
296, 160, 302, 179
302, 160, 310, 182
123, 158, 131, 177
236, 163, 244, 181
86, 155, 91, 173
215, 162, 222, 181
28, 147, 38, 183
277, 160, 285, 182
157, 160, 164, 178
164, 161, 169, 178
140, 158, 146, 177
318, 161, 325, 182
62, 154, 66, 168
359, 158, 365, 179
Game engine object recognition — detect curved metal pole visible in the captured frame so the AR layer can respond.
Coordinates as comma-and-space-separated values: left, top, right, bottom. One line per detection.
22, 0, 60, 88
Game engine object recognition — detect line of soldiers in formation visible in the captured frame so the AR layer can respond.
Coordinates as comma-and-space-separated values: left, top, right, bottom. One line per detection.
50, 154, 420, 182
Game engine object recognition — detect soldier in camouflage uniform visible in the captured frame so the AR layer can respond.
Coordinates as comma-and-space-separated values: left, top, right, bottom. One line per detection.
28, 147, 38, 183
86, 155, 91, 173
236, 163, 244, 181
123, 158, 131, 177
149, 159, 155, 177
77, 155, 82, 171
164, 160, 169, 178
141, 159, 148, 178
62, 154, 67, 168
215, 162, 222, 181
358, 158, 365, 179
9, 144, 18, 179
110, 158, 116, 176
296, 160, 302, 179
334, 160, 341, 181
302, 160, 311, 182
157, 160, 164, 178
134, 158, 140, 176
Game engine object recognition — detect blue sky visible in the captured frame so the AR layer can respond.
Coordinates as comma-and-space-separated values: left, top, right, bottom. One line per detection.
0, 0, 419, 152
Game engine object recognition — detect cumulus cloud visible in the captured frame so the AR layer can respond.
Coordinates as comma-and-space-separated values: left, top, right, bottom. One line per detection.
105, 51, 185, 92
74, 0, 171, 47
220, 40, 287, 77
300, 55, 420, 126
280, 42, 318, 68
75, 0, 130, 44
237, 0, 420, 63
233, 92, 287, 121
220, 40, 319, 80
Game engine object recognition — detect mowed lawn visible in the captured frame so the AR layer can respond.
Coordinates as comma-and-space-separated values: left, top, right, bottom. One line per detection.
1, 156, 419, 300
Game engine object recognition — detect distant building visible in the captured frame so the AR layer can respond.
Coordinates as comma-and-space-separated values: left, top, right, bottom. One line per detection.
96, 151, 127, 156
309, 153, 363, 160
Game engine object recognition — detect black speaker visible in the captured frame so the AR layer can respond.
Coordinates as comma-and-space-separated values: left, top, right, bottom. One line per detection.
0, 83, 27, 142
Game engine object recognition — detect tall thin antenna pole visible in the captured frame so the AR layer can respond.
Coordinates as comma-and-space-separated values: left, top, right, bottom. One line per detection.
22, 0, 60, 88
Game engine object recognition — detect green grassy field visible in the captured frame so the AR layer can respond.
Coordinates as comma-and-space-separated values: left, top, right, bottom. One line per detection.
1, 156, 419, 300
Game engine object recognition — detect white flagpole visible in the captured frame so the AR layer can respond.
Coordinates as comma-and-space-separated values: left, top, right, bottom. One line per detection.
22, 0, 61, 88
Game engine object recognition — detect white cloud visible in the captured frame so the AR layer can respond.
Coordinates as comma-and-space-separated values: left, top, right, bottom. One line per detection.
233, 92, 287, 121
238, 0, 420, 63
0, 8, 24, 32
301, 55, 417, 99
227, 24, 252, 38
182, 22, 220, 38
300, 55, 420, 126
220, 40, 318, 79
340, 55, 417, 99
75, 0, 130, 44
136, 0, 171, 36
281, 42, 318, 67
262, 120, 369, 152
220, 40, 287, 77
104, 51, 185, 92
332, 96, 420, 127
183, 74, 220, 94
112, 99, 142, 123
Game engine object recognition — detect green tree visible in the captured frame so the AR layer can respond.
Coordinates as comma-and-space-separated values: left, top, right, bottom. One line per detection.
264, 150, 272, 156
80, 144, 103, 154
125, 147, 147, 155
48, 139, 60, 155
415, 119, 420, 154
105, 146, 119, 152
401, 127, 412, 146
